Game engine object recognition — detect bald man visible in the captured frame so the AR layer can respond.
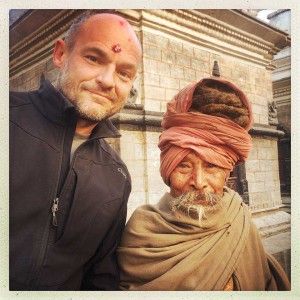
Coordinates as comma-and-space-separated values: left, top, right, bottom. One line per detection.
117, 78, 290, 291
10, 12, 142, 290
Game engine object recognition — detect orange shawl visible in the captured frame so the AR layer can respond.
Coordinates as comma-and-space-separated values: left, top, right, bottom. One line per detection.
159, 78, 253, 185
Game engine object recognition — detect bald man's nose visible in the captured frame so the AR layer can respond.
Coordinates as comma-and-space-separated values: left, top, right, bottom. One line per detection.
95, 65, 115, 89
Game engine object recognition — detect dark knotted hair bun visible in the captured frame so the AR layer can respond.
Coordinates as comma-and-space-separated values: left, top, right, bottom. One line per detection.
190, 81, 250, 128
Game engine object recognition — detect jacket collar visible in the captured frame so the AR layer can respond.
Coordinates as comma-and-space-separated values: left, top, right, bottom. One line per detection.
32, 80, 120, 139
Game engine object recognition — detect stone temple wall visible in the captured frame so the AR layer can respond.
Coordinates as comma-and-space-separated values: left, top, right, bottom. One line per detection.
9, 9, 289, 218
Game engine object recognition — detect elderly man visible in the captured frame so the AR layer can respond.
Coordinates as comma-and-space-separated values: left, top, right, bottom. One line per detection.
10, 12, 141, 290
117, 78, 290, 291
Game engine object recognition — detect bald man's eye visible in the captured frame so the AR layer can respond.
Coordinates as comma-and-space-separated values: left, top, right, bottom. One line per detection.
117, 70, 132, 81
85, 55, 98, 63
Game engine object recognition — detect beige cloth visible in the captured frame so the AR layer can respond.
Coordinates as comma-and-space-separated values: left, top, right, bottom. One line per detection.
117, 188, 290, 291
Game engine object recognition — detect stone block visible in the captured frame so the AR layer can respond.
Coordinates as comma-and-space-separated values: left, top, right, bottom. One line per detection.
170, 65, 185, 79
248, 146, 258, 160
196, 71, 210, 81
260, 160, 273, 171
251, 103, 265, 115
259, 138, 272, 148
143, 58, 158, 74
144, 44, 162, 60
248, 181, 265, 193
182, 43, 193, 56
162, 50, 176, 64
168, 40, 183, 52
259, 114, 269, 125
160, 76, 179, 89
245, 160, 260, 172
176, 53, 191, 67
257, 148, 268, 160
144, 72, 160, 86
144, 85, 165, 100
191, 58, 209, 72
157, 61, 171, 77
193, 47, 209, 61
166, 88, 179, 101
251, 192, 267, 205
143, 31, 156, 45
220, 67, 233, 79
254, 171, 267, 182
184, 67, 196, 82
144, 98, 162, 112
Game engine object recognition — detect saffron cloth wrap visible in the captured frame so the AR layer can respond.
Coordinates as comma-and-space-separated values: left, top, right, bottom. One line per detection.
159, 78, 253, 185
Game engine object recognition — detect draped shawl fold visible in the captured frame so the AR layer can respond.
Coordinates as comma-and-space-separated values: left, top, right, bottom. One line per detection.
159, 78, 253, 185
117, 187, 290, 291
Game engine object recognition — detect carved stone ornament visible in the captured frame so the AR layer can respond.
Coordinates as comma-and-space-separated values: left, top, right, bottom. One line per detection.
268, 100, 279, 126
126, 86, 138, 104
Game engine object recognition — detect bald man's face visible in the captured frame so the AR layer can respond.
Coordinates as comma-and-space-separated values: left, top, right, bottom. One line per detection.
54, 14, 142, 122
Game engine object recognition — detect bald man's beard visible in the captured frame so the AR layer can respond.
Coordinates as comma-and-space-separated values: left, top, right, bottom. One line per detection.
56, 60, 112, 122
172, 190, 222, 224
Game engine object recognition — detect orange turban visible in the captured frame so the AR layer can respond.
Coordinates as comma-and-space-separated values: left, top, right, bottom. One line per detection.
159, 78, 253, 185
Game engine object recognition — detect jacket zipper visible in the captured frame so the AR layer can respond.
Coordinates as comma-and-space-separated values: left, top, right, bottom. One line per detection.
29, 124, 69, 290
52, 197, 59, 227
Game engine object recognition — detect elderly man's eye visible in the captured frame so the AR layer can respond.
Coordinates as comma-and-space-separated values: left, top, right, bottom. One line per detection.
178, 163, 188, 168
206, 163, 216, 168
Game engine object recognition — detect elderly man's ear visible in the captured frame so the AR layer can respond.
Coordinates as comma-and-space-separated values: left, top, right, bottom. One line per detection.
53, 39, 68, 68
225, 170, 231, 183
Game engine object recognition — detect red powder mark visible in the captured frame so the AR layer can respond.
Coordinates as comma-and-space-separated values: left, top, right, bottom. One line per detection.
112, 44, 122, 53
119, 21, 124, 26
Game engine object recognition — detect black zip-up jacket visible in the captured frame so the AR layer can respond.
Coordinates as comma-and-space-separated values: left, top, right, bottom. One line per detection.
9, 80, 131, 290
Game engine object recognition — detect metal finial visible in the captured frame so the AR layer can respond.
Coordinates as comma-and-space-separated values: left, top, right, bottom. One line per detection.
212, 60, 220, 77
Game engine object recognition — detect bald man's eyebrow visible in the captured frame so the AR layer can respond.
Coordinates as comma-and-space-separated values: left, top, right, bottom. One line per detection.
81, 46, 109, 60
81, 45, 139, 72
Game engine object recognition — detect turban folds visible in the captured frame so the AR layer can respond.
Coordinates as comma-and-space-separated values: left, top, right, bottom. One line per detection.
159, 78, 253, 185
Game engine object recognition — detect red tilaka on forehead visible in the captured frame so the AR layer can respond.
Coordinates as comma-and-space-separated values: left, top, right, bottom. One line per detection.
112, 44, 122, 53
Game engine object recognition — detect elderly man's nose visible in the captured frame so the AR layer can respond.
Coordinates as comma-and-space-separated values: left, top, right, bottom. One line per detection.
190, 169, 207, 190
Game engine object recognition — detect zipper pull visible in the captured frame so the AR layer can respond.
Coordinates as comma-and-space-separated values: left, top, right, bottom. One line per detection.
51, 197, 59, 227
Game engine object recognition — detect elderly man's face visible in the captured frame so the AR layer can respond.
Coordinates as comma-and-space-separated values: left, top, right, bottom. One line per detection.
169, 152, 229, 202
53, 14, 141, 122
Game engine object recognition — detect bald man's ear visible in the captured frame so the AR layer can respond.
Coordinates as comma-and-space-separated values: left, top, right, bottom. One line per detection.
53, 39, 68, 68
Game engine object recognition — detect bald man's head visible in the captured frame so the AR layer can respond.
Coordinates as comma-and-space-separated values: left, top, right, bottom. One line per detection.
64, 12, 141, 56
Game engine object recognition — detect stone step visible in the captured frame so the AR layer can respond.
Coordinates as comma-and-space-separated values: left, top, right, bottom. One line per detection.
252, 210, 291, 238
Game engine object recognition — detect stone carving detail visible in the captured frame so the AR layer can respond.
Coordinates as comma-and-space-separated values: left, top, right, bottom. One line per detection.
126, 86, 138, 104
268, 100, 279, 126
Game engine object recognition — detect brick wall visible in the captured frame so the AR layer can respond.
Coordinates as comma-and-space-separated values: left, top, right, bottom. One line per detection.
142, 31, 210, 112
246, 136, 281, 211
